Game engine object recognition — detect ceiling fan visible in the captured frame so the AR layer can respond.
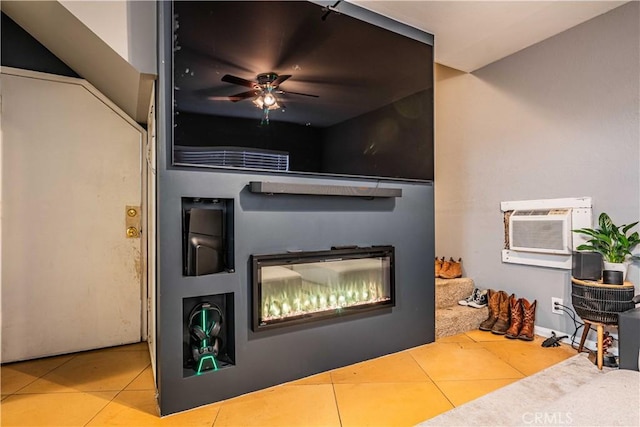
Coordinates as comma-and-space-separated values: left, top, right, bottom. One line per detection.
221, 72, 318, 123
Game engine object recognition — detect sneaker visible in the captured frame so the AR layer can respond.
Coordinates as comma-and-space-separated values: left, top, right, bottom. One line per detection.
468, 289, 488, 308
458, 288, 481, 306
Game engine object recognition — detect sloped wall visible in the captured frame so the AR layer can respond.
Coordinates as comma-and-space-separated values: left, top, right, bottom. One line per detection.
1, 0, 155, 123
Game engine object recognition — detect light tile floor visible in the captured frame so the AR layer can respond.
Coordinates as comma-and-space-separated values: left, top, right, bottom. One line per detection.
1, 332, 577, 426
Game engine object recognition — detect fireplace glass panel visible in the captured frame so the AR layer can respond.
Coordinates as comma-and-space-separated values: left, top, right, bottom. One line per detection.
252, 247, 394, 330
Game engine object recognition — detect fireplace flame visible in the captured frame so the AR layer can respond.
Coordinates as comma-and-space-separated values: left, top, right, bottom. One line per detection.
261, 279, 389, 323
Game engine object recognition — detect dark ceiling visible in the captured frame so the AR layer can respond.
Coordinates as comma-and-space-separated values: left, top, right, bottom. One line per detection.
173, 1, 433, 128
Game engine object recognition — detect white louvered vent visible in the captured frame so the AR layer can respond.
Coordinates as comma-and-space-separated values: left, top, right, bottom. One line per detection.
175, 146, 289, 171
509, 209, 571, 255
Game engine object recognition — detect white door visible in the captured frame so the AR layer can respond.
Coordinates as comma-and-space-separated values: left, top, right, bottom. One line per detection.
1, 69, 144, 363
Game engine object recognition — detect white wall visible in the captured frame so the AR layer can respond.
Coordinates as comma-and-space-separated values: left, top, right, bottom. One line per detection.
435, 1, 639, 335
60, 0, 156, 76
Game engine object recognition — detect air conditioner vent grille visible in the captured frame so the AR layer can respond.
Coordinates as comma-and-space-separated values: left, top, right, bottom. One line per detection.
511, 220, 565, 251
512, 209, 570, 216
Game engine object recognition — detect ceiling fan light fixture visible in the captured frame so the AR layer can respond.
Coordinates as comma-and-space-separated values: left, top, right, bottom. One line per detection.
252, 97, 264, 109
253, 94, 280, 111
221, 72, 316, 116
263, 92, 277, 107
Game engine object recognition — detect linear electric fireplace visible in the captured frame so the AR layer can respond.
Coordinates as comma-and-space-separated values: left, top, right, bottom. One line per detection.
251, 246, 395, 331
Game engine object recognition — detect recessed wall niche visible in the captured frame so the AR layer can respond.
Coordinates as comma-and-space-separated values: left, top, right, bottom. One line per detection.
183, 293, 235, 377
182, 197, 234, 276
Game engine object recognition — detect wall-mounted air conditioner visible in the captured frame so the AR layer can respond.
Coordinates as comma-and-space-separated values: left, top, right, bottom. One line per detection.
509, 209, 572, 255
500, 197, 592, 269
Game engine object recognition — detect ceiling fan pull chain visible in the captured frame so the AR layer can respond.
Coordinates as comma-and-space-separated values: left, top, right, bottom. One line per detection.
261, 107, 270, 126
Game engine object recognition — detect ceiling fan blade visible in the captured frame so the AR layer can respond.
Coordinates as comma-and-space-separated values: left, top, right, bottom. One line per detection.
282, 90, 319, 98
222, 74, 257, 88
228, 90, 258, 102
272, 74, 292, 87
207, 96, 234, 101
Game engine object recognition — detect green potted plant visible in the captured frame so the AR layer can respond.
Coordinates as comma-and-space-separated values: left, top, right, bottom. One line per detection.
573, 212, 640, 280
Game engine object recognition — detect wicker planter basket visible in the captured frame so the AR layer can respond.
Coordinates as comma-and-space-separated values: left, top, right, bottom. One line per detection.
571, 280, 635, 324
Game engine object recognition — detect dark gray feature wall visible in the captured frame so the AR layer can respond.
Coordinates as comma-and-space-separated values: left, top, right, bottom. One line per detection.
156, 170, 435, 415
157, 1, 435, 416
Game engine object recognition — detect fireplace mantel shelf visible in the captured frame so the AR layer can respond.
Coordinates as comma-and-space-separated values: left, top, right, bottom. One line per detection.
249, 181, 402, 198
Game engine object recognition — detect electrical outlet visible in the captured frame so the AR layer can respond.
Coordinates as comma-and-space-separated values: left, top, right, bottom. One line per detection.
551, 297, 563, 315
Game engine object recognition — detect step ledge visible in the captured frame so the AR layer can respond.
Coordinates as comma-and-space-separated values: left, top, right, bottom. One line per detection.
436, 305, 489, 338
435, 278, 476, 309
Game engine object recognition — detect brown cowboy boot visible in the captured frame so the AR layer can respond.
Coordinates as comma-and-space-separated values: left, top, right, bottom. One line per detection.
440, 257, 462, 279
517, 299, 537, 341
452, 258, 462, 278
479, 289, 499, 331
438, 257, 451, 278
491, 291, 511, 335
435, 257, 443, 278
505, 296, 523, 339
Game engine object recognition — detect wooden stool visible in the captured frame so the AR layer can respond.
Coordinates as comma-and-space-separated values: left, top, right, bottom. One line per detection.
577, 320, 607, 370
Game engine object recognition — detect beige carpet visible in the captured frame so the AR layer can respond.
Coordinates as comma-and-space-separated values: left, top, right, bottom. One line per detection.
435, 278, 488, 338
418, 353, 640, 426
